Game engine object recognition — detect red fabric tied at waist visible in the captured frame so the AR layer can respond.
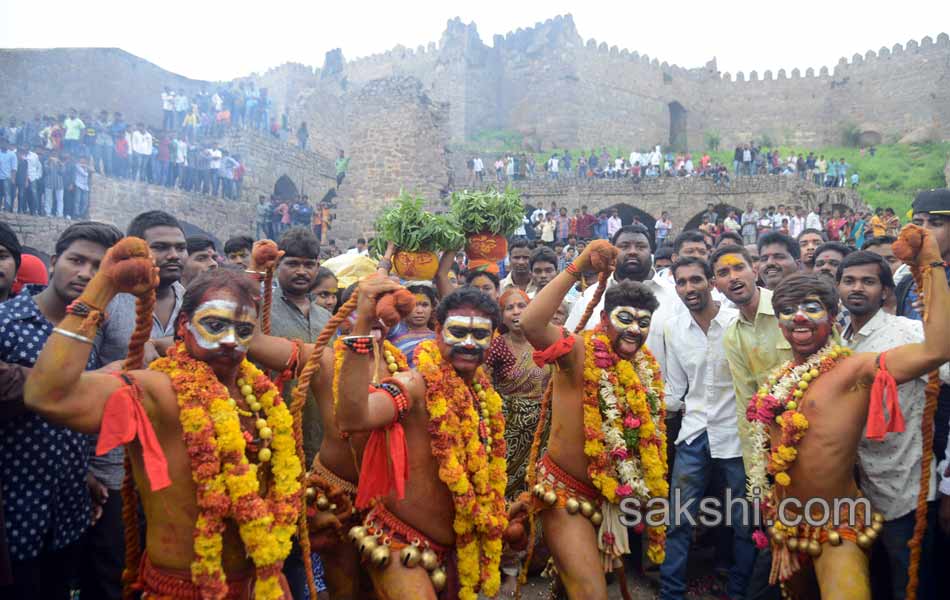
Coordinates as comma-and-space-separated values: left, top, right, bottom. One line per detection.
96, 374, 171, 491
355, 385, 409, 510
532, 330, 575, 367
866, 352, 905, 441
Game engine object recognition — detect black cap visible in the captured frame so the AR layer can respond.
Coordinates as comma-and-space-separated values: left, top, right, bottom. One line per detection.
0, 222, 22, 269
911, 189, 950, 215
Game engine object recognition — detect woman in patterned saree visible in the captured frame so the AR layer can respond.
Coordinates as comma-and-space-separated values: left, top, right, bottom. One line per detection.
487, 287, 553, 596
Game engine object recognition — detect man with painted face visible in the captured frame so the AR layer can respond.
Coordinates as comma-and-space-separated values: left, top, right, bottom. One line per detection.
838, 251, 950, 600
27, 251, 304, 599
517, 240, 667, 599
757, 231, 801, 290
661, 257, 752, 600
745, 225, 950, 600
331, 280, 507, 600
565, 224, 678, 369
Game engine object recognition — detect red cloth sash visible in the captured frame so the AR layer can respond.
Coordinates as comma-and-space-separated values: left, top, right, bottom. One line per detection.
532, 330, 575, 367
355, 386, 409, 509
96, 374, 171, 491
866, 352, 905, 441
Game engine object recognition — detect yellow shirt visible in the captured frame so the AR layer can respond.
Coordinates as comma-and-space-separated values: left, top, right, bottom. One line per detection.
722, 287, 793, 473
870, 215, 886, 237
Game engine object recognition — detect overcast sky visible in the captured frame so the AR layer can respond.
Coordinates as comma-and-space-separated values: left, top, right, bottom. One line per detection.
1, 0, 946, 81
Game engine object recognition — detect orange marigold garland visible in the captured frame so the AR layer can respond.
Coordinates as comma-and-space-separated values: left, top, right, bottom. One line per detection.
415, 340, 508, 600
580, 329, 668, 563
152, 343, 303, 600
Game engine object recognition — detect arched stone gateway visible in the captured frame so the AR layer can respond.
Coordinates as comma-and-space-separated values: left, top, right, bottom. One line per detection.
273, 175, 300, 200
682, 202, 743, 233
668, 101, 688, 152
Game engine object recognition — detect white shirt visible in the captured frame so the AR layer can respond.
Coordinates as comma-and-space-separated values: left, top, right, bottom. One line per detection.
131, 130, 152, 155
25, 152, 42, 182
606, 216, 622, 237
844, 310, 950, 519
208, 149, 222, 170
664, 304, 742, 458
805, 212, 822, 231
629, 152, 641, 167
530, 208, 547, 226
175, 140, 188, 164
789, 216, 805, 238
548, 157, 559, 172
564, 271, 681, 379
161, 92, 175, 111
771, 212, 787, 229
473, 158, 483, 172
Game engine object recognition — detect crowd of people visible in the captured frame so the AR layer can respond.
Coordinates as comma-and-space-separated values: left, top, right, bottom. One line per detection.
469, 143, 869, 189
0, 185, 948, 600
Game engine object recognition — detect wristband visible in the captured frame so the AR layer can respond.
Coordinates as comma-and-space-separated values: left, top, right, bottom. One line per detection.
374, 379, 410, 423
929, 261, 947, 269
341, 335, 374, 355
67, 299, 104, 316
566, 262, 582, 278
377, 258, 392, 271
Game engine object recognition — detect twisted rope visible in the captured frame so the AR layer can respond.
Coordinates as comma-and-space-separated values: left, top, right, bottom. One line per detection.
905, 263, 938, 600
120, 289, 156, 599
261, 267, 274, 335
290, 292, 359, 600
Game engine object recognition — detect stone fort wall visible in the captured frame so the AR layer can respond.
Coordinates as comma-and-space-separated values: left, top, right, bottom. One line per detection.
340, 15, 950, 149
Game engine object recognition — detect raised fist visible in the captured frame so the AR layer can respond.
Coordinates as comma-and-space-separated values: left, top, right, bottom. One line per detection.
376, 288, 416, 328
99, 237, 159, 297
573, 239, 618, 274
893, 224, 942, 267
250, 240, 283, 273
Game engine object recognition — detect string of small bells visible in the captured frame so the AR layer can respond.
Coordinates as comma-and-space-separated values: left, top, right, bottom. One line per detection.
530, 483, 603, 527
768, 510, 885, 557
347, 524, 448, 591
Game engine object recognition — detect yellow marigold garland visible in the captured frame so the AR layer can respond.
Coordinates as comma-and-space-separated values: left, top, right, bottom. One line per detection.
415, 340, 508, 600
581, 329, 668, 564
152, 343, 302, 600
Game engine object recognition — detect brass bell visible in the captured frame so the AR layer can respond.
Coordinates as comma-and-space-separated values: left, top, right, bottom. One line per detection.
348, 526, 367, 543
870, 520, 884, 534
400, 545, 421, 568
827, 530, 842, 546
565, 498, 580, 515
580, 500, 594, 518
856, 533, 872, 550
316, 495, 330, 511
370, 545, 391, 568
430, 568, 447, 591
787, 538, 799, 552
590, 511, 603, 526
420, 548, 439, 571
359, 535, 379, 558
542, 490, 558, 506
532, 484, 545, 498
771, 530, 785, 544
872, 512, 885, 524
806, 539, 822, 557
305, 487, 317, 501
865, 527, 878, 541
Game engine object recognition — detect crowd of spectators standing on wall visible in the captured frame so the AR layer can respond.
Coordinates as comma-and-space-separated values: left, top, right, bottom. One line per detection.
468, 143, 868, 189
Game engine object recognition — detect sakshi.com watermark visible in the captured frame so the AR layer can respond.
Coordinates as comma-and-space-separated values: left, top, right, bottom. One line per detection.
618, 488, 874, 528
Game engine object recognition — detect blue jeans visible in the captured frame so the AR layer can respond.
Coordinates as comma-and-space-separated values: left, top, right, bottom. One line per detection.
0, 179, 13, 211
660, 432, 755, 600
74, 189, 89, 218
878, 506, 936, 600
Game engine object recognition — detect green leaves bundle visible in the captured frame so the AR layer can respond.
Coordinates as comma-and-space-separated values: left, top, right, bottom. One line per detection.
372, 193, 464, 254
449, 188, 525, 237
